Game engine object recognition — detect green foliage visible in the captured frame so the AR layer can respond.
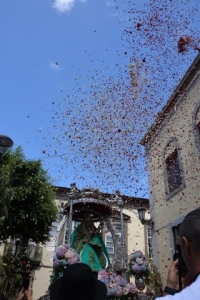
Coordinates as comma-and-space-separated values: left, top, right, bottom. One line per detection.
0, 147, 57, 244
145, 261, 163, 296
0, 253, 23, 299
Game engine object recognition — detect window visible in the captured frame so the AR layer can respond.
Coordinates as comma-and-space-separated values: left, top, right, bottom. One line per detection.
193, 101, 200, 154
169, 217, 184, 260
106, 247, 114, 254
147, 227, 153, 259
172, 224, 181, 247
104, 221, 123, 263
105, 234, 114, 262
106, 236, 113, 242
163, 138, 185, 200
165, 149, 182, 192
197, 122, 200, 134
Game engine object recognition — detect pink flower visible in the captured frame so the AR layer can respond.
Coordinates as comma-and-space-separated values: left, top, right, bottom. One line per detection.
53, 245, 79, 272
123, 284, 130, 295
129, 283, 137, 294
98, 270, 109, 284
136, 258, 143, 265
56, 245, 68, 258
98, 270, 135, 296
115, 286, 123, 297
68, 254, 80, 265
129, 250, 150, 275
132, 264, 141, 274
63, 244, 70, 250
115, 275, 127, 287
64, 249, 75, 259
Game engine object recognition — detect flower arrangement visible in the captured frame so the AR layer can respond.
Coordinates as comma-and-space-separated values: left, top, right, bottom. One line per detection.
98, 270, 137, 298
53, 244, 80, 268
50, 244, 80, 284
129, 250, 150, 277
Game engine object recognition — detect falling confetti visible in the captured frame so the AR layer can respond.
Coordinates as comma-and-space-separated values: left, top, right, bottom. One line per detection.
40, 0, 199, 199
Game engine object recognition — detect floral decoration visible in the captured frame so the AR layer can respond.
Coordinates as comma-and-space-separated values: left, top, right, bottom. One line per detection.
98, 270, 137, 297
50, 244, 80, 285
129, 250, 150, 277
53, 244, 80, 270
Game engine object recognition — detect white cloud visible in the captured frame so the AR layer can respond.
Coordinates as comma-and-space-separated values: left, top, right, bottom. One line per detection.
52, 0, 74, 12
49, 62, 63, 71
107, 1, 115, 7
52, 0, 87, 13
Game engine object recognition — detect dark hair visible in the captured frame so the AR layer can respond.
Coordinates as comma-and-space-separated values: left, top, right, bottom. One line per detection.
180, 208, 200, 251
50, 263, 107, 300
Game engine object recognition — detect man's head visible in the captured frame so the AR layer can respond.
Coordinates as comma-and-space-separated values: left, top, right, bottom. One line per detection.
50, 263, 107, 300
179, 208, 200, 272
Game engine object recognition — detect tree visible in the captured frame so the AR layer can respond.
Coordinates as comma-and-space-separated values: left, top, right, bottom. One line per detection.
0, 147, 57, 244
0, 253, 23, 299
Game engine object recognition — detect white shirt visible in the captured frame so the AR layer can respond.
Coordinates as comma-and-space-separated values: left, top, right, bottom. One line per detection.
156, 275, 200, 300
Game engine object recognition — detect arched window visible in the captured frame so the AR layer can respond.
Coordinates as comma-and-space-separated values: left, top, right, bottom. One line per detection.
193, 101, 200, 154
162, 138, 185, 200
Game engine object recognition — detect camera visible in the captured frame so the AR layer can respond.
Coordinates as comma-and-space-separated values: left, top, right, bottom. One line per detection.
23, 278, 30, 291
173, 245, 188, 277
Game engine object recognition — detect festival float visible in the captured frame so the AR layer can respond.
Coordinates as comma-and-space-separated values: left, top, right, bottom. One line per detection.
46, 184, 160, 300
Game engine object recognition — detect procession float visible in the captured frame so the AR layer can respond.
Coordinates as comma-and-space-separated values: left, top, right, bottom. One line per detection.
46, 184, 162, 300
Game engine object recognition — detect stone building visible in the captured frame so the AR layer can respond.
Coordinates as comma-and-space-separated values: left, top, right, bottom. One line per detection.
141, 53, 200, 283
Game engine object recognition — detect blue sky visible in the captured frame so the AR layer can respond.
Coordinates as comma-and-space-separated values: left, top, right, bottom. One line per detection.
0, 0, 199, 196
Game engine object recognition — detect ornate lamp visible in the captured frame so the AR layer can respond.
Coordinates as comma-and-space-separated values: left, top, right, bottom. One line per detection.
137, 206, 154, 229
0, 135, 13, 157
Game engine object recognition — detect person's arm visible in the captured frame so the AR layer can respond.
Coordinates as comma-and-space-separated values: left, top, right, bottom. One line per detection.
16, 288, 25, 300
25, 284, 33, 300
156, 260, 191, 299
163, 260, 180, 296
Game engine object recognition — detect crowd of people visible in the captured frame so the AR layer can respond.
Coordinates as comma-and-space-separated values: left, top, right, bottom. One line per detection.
2, 207, 200, 300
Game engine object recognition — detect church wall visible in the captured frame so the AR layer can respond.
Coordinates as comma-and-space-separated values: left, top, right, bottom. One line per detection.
145, 72, 200, 283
